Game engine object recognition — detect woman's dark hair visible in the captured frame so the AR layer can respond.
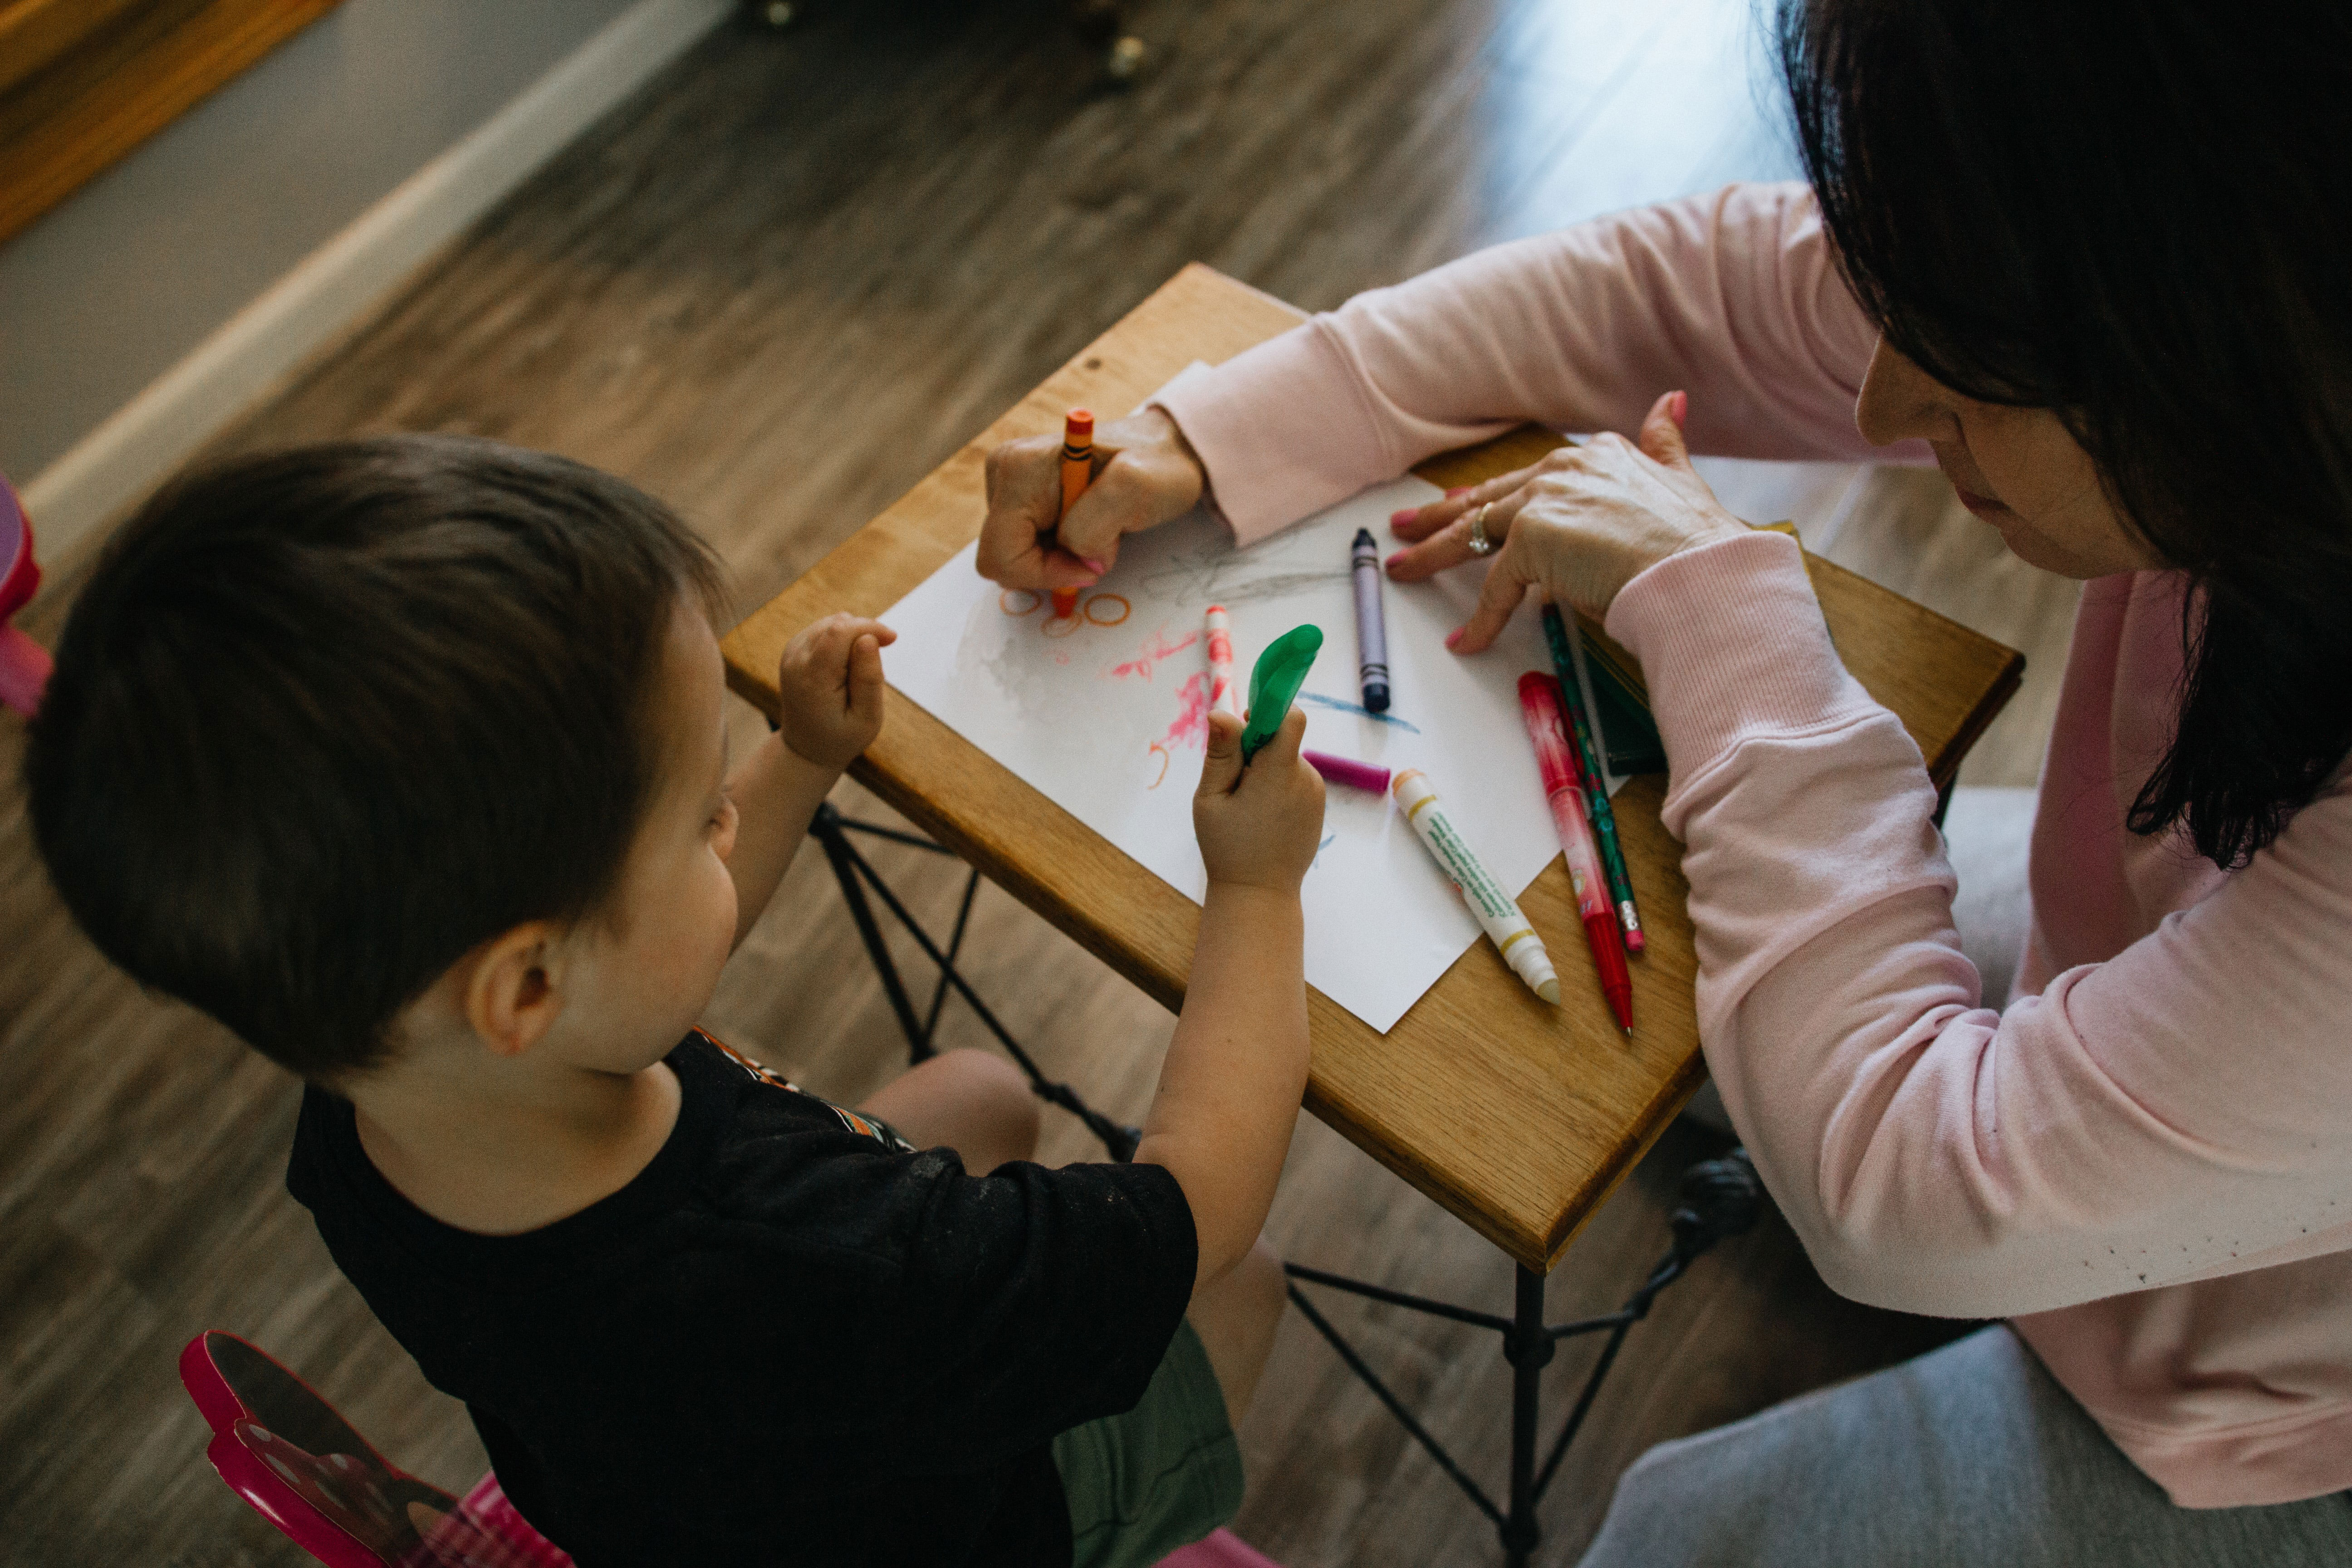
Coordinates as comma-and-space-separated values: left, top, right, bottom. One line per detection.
24, 435, 727, 1079
1782, 0, 2352, 867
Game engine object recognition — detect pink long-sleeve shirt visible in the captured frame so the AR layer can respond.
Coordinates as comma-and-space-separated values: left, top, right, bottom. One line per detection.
1154, 182, 2352, 1509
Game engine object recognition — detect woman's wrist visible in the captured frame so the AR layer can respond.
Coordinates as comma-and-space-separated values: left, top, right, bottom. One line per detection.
1602, 529, 1873, 779
1159, 409, 1209, 506
1110, 407, 1208, 521
1611, 524, 1774, 612
1630, 516, 1752, 598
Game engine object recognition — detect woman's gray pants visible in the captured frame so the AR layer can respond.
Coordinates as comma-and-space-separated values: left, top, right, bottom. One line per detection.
1577, 1311, 2351, 1563
1617, 790, 2351, 1564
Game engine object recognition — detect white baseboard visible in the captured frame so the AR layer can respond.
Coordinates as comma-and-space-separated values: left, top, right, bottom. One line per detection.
22, 0, 734, 568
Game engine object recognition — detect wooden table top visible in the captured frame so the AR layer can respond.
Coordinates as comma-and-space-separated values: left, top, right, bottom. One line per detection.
723, 263, 2023, 1272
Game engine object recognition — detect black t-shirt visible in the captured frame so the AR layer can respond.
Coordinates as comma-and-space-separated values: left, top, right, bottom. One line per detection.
285, 1030, 1197, 1567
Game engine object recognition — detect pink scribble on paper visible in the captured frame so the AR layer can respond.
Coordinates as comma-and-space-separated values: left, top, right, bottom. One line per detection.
1161, 671, 1214, 750
1108, 629, 1199, 681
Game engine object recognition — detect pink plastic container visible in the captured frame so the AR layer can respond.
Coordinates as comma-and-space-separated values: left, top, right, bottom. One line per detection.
0, 478, 51, 717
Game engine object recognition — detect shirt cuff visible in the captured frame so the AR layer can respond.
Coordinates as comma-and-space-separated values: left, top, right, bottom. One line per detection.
1149, 328, 1395, 547
1602, 530, 1878, 786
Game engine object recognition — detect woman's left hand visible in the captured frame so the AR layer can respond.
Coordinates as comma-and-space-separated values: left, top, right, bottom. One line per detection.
1386, 391, 1749, 653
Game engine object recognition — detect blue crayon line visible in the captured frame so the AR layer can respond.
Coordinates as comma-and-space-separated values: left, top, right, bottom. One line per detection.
1297, 691, 1422, 732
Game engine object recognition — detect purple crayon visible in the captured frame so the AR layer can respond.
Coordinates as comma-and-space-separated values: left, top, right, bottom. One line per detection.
1304, 750, 1391, 793
1350, 527, 1390, 713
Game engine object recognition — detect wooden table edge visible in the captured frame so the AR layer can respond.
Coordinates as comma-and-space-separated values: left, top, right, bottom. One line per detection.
1927, 649, 2025, 790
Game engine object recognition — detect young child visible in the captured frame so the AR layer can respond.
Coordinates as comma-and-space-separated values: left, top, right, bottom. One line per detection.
26, 435, 1324, 1567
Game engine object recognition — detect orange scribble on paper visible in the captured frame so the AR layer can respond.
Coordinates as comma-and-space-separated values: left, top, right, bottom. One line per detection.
1146, 673, 1215, 789
1109, 628, 1199, 681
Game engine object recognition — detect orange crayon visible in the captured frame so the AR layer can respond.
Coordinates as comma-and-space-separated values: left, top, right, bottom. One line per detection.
1051, 409, 1095, 618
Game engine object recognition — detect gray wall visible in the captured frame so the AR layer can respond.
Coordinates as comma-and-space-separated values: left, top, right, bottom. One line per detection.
0, 0, 642, 482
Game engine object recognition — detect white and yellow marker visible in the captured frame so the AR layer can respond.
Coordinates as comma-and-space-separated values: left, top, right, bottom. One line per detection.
1392, 768, 1560, 1005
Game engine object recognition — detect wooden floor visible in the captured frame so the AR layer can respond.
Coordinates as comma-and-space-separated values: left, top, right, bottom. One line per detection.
0, 1, 2075, 1563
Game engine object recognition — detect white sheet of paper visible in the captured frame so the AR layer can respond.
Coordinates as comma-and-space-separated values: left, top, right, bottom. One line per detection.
880, 478, 1577, 1033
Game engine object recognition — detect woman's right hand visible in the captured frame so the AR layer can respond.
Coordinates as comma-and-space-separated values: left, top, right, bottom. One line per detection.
975, 408, 1205, 590
1386, 391, 1746, 647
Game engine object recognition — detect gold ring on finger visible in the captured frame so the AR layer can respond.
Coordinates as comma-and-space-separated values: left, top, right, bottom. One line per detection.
1467, 502, 1498, 556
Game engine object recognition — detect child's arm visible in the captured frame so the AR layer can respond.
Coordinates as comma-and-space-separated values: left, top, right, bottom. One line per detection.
1136, 707, 1323, 1294
725, 614, 896, 950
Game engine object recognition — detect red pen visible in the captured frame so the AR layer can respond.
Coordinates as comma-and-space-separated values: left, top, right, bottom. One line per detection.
1517, 672, 1634, 1036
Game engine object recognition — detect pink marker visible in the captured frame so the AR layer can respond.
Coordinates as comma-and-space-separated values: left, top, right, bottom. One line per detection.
1204, 604, 1239, 717
1303, 750, 1390, 792
1518, 672, 1633, 1035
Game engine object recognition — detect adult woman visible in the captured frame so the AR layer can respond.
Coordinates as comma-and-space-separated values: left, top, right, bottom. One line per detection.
978, 0, 2352, 1561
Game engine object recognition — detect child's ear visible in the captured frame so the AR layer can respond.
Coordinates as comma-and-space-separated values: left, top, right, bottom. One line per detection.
461, 921, 567, 1058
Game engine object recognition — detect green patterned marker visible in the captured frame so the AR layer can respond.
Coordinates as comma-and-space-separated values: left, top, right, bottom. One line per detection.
1238, 624, 1323, 761
1541, 604, 1646, 953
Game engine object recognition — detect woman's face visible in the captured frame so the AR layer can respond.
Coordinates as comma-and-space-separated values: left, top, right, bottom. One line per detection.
1855, 338, 2164, 578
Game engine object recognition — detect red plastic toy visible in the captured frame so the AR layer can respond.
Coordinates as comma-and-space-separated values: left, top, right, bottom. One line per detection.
0, 476, 50, 717
177, 1331, 572, 1568
177, 1328, 1278, 1568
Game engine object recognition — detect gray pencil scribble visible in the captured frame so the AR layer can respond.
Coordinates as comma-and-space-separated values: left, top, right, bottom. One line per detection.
1140, 538, 1348, 607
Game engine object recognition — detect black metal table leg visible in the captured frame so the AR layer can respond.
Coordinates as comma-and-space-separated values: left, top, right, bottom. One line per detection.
1285, 1149, 1764, 1563
921, 870, 983, 1043
1503, 1266, 1553, 1565
811, 806, 931, 1057
807, 803, 1142, 1160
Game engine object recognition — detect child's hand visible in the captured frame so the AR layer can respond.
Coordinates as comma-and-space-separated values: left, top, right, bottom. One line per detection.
775, 614, 897, 770
1193, 707, 1325, 893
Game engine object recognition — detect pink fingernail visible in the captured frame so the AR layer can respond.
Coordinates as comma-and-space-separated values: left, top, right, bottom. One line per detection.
1669, 389, 1688, 426
1444, 627, 1464, 650
1390, 508, 1418, 525
1446, 487, 1471, 499
1082, 557, 1107, 573
1386, 549, 1409, 570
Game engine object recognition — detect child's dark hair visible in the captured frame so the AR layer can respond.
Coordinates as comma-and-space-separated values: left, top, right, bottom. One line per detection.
24, 435, 728, 1079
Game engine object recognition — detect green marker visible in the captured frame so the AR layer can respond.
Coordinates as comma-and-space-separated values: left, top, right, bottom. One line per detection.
1238, 624, 1323, 761
1541, 604, 1646, 953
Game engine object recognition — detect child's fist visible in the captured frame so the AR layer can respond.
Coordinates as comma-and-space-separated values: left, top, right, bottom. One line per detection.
1193, 706, 1326, 893
775, 614, 896, 771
